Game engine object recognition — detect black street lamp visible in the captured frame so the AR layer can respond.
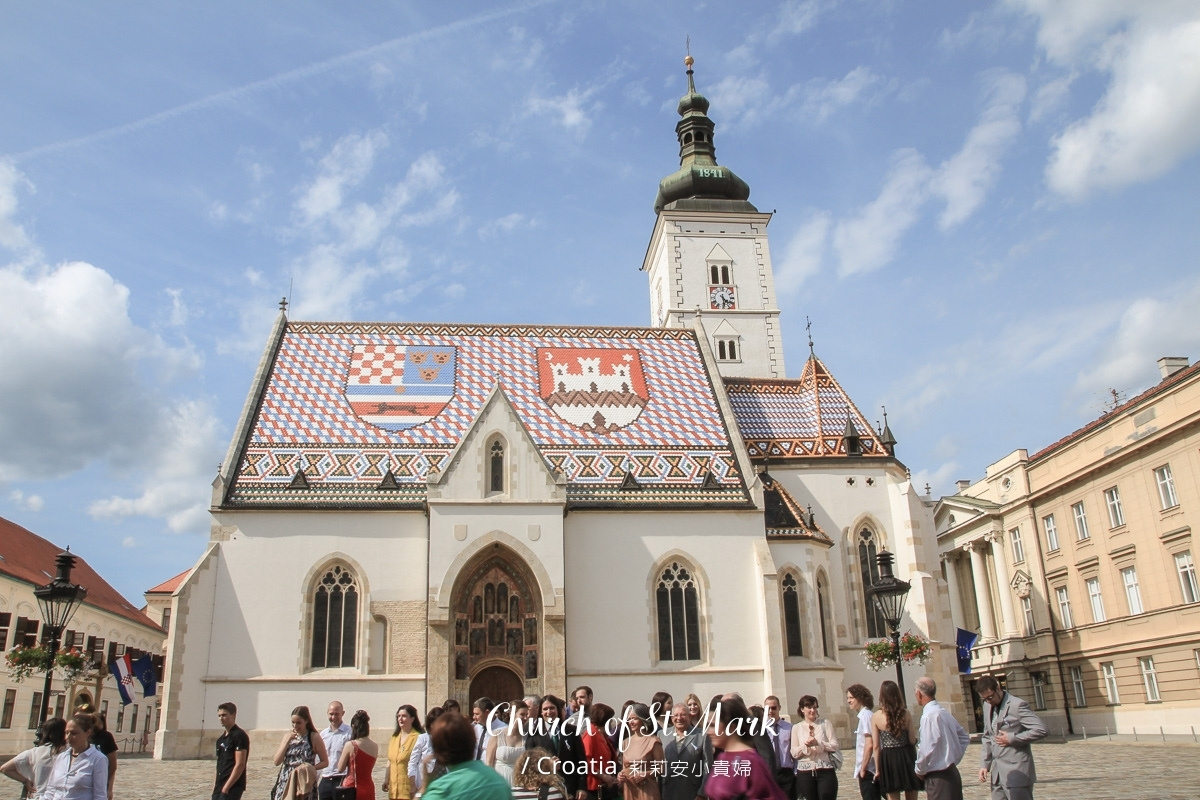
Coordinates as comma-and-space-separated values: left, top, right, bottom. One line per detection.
867, 549, 912, 700
33, 550, 87, 725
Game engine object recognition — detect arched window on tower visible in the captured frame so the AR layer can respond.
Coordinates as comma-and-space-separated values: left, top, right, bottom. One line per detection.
311, 564, 359, 669
781, 572, 804, 657
858, 528, 886, 638
488, 437, 506, 494
817, 573, 833, 659
710, 265, 720, 284
656, 561, 701, 661
716, 338, 738, 361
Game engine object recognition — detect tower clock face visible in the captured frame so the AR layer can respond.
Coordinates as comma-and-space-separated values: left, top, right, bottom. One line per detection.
709, 286, 736, 310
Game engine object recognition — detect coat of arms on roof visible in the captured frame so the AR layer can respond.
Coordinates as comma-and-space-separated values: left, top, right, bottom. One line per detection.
537, 347, 649, 432
343, 344, 457, 431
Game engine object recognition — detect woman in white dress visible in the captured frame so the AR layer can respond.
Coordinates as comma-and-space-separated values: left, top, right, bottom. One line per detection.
485, 700, 528, 785
1, 718, 67, 800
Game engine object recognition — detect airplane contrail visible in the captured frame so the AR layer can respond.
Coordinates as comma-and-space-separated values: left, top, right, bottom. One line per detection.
8, 0, 556, 161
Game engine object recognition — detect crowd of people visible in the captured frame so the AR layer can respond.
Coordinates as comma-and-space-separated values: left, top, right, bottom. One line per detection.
0, 673, 1047, 800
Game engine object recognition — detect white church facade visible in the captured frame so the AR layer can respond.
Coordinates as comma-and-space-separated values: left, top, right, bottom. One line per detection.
156, 59, 961, 758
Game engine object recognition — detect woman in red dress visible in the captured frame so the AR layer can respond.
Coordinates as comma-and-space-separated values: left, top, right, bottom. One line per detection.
337, 710, 379, 800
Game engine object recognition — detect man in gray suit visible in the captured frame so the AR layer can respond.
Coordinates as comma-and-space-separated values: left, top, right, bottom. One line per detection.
977, 675, 1048, 800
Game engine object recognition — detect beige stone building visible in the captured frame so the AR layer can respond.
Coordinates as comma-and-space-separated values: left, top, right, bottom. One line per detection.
0, 516, 166, 755
935, 356, 1200, 735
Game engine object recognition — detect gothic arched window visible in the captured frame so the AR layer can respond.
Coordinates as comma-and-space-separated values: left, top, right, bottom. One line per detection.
817, 573, 833, 659
656, 561, 701, 661
311, 565, 358, 669
489, 438, 505, 494
782, 573, 803, 657
858, 529, 886, 638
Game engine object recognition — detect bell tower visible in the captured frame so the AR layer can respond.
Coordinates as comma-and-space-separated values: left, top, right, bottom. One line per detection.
642, 55, 786, 379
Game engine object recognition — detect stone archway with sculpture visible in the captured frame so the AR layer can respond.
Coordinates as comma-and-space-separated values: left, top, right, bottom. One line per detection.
450, 547, 542, 704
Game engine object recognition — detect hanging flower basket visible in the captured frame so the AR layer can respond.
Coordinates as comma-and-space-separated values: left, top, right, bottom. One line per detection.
899, 632, 932, 665
5, 646, 52, 682
863, 639, 896, 671
862, 631, 933, 671
5, 646, 96, 685
55, 648, 95, 686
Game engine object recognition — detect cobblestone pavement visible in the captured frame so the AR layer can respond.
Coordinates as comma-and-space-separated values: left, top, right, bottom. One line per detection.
2, 741, 1196, 799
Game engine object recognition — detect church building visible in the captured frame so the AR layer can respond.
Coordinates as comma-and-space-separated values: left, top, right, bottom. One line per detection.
156, 58, 961, 758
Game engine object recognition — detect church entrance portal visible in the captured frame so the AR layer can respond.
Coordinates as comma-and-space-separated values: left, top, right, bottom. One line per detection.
450, 547, 541, 703
470, 665, 524, 706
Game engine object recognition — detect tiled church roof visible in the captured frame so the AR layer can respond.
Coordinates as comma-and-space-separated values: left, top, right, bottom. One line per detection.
224, 321, 752, 508
724, 355, 888, 459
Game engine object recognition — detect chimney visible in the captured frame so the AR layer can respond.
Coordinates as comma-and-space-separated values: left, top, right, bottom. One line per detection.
1157, 356, 1190, 380
955, 480, 971, 493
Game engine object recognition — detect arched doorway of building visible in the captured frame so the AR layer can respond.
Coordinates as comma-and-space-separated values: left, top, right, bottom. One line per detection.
450, 544, 542, 703
470, 664, 524, 706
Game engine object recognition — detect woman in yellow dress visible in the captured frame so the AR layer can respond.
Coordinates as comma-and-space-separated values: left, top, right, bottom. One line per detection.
381, 704, 423, 800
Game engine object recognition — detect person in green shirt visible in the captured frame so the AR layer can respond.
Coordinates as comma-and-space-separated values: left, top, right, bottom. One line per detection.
422, 711, 512, 800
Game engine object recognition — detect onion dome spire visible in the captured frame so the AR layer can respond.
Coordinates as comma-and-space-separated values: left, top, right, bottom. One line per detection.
654, 55, 755, 213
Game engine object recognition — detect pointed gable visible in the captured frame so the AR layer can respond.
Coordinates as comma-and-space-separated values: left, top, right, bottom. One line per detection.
223, 322, 752, 509
760, 473, 833, 544
723, 354, 887, 459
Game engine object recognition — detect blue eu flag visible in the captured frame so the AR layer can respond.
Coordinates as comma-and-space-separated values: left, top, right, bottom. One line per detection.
956, 628, 978, 674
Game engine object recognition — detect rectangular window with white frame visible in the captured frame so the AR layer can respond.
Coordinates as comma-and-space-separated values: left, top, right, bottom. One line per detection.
1070, 665, 1086, 707
1102, 661, 1120, 704
1086, 577, 1106, 622
1056, 586, 1074, 627
1021, 595, 1035, 635
1121, 567, 1144, 615
1032, 672, 1047, 710
1176, 551, 1199, 604
1073, 501, 1090, 540
1104, 486, 1124, 527
1043, 514, 1059, 552
1155, 464, 1178, 509
1139, 656, 1160, 702
1009, 527, 1025, 563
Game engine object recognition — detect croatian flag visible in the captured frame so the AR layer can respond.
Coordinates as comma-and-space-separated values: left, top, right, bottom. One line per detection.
109, 653, 135, 705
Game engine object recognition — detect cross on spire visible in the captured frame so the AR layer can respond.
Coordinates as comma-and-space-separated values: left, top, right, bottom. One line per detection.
806, 316, 815, 356
279, 296, 289, 314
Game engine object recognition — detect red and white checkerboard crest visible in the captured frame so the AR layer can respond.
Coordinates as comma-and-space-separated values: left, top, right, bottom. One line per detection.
344, 344, 457, 430
537, 347, 649, 432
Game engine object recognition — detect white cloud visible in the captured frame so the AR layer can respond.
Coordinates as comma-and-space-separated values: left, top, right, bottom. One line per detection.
1029, 73, 1075, 124
0, 261, 191, 478
89, 399, 223, 533
479, 212, 536, 238
772, 0, 825, 39
166, 288, 188, 326
288, 138, 458, 320
1071, 276, 1200, 408
526, 87, 600, 131
931, 71, 1026, 228
0, 160, 35, 255
798, 67, 882, 123
885, 301, 1121, 421
7, 490, 44, 512
122, 536, 137, 548
297, 131, 386, 223
706, 75, 773, 128
774, 212, 830, 294
833, 149, 932, 276
1010, 1, 1200, 198
910, 460, 962, 499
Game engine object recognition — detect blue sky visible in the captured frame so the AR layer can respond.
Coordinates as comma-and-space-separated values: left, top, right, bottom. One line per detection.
3, 1, 1199, 604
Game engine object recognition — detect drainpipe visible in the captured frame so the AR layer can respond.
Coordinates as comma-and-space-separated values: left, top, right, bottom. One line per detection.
1031, 511, 1073, 734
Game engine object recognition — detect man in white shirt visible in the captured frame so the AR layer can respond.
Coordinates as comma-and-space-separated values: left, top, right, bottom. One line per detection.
763, 695, 795, 798
317, 701, 351, 800
846, 684, 881, 800
913, 677, 969, 800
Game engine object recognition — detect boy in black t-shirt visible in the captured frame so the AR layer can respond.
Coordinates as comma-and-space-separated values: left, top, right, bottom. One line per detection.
215, 702, 250, 800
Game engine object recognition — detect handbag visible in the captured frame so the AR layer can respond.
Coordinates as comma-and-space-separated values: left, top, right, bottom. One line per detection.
830, 748, 844, 771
